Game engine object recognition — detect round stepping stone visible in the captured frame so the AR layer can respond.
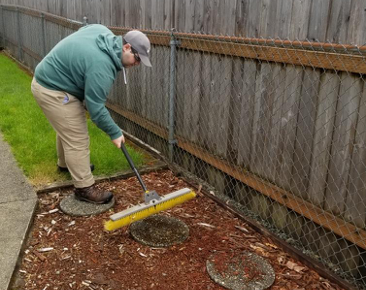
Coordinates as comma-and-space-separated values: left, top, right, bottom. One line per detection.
129, 214, 189, 247
206, 250, 275, 290
60, 193, 115, 216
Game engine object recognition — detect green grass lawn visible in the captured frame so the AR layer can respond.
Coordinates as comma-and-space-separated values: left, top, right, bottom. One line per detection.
0, 53, 144, 186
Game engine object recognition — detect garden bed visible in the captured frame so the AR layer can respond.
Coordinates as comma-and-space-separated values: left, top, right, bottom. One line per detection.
13, 170, 345, 290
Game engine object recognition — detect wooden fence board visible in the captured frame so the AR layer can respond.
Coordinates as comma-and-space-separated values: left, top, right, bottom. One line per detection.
100, 0, 111, 26
183, 0, 193, 32
221, 57, 233, 157
151, 0, 162, 30
146, 47, 157, 123
218, 0, 236, 36
123, 0, 130, 28
234, 0, 246, 37
325, 73, 363, 216
162, 47, 170, 128
245, 0, 261, 38
275, 66, 303, 191
208, 54, 231, 157
250, 63, 273, 178
202, 0, 213, 35
275, 0, 293, 39
181, 51, 201, 143
307, 72, 339, 207
258, 0, 270, 39
236, 60, 257, 167
291, 68, 320, 197
199, 52, 212, 150
164, 0, 172, 30
116, 0, 124, 27
266, 0, 279, 38
161, 47, 170, 127
289, 0, 311, 40
227, 58, 242, 163
173, 0, 184, 32
307, 0, 331, 42
139, 61, 148, 119
347, 0, 366, 45
175, 49, 186, 137
268, 64, 287, 182
345, 82, 366, 229
66, 0, 75, 21
326, 0, 352, 43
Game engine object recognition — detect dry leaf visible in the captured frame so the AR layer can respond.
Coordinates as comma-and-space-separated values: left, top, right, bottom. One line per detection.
265, 242, 278, 249
286, 261, 306, 273
249, 245, 268, 256
321, 281, 335, 290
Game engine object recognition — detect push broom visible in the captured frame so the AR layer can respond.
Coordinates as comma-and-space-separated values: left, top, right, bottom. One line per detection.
104, 142, 196, 231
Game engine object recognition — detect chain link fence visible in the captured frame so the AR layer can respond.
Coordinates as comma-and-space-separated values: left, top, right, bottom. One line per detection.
1, 5, 366, 289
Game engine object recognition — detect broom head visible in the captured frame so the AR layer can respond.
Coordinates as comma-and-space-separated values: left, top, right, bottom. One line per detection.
104, 188, 196, 231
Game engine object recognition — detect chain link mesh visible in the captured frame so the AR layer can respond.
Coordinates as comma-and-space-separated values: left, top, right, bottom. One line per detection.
1, 5, 366, 289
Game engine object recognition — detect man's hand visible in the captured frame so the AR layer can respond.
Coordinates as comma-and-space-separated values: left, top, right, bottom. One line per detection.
112, 134, 125, 148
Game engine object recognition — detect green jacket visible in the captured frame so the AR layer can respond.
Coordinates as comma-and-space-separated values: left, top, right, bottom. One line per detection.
34, 24, 123, 140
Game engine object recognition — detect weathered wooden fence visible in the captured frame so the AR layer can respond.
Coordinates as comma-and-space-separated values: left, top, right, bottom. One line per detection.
1, 2, 366, 288
1, 0, 366, 45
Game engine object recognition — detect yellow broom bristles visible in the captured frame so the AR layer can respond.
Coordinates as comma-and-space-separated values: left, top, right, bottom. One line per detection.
104, 190, 196, 231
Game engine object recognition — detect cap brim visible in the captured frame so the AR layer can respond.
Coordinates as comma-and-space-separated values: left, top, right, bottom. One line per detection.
140, 54, 152, 67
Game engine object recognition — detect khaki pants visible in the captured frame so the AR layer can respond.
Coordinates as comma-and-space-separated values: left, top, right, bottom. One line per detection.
31, 78, 94, 188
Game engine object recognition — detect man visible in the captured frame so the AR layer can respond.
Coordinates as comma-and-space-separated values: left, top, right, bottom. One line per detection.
31, 24, 151, 204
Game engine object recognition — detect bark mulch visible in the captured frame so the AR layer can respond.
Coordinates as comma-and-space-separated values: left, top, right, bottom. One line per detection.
14, 170, 345, 290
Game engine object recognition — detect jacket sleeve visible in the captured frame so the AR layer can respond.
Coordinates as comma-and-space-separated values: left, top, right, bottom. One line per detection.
84, 69, 122, 140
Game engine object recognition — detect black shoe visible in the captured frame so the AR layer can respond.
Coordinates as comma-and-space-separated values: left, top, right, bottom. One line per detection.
74, 185, 113, 204
58, 164, 95, 173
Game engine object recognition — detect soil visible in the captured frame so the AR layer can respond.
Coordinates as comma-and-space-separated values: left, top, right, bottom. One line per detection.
14, 170, 345, 290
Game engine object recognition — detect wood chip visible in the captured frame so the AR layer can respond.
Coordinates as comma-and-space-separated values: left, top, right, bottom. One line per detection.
235, 225, 250, 233
181, 213, 195, 218
197, 222, 215, 228
48, 209, 59, 214
33, 250, 46, 261
38, 247, 54, 253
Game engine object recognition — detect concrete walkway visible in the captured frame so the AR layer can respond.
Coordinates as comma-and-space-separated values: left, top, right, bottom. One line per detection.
0, 132, 37, 290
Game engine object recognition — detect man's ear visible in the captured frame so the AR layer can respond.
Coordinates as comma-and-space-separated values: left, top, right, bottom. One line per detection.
122, 43, 131, 52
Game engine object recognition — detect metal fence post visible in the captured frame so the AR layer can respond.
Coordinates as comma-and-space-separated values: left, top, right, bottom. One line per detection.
16, 7, 23, 61
168, 29, 179, 163
41, 13, 46, 57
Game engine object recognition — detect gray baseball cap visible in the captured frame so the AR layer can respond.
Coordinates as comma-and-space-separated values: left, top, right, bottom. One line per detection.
124, 30, 152, 67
